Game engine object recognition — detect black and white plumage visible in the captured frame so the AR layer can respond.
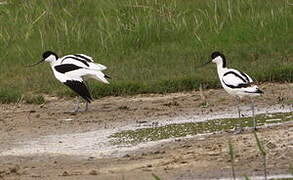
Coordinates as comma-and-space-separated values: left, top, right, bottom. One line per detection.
29, 51, 110, 112
210, 52, 263, 98
202, 51, 263, 130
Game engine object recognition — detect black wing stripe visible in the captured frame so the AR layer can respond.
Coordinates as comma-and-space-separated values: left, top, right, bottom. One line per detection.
244, 89, 264, 94
222, 71, 251, 89
73, 54, 92, 62
239, 71, 250, 83
64, 80, 92, 103
223, 81, 250, 89
223, 71, 248, 84
61, 56, 89, 67
54, 64, 82, 73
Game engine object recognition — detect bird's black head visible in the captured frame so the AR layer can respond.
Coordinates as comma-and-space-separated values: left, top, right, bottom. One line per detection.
26, 51, 58, 67
195, 51, 227, 70
211, 51, 226, 67
211, 51, 224, 59
42, 51, 58, 59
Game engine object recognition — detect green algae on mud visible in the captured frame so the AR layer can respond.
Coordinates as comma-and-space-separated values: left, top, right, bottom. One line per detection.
110, 112, 293, 145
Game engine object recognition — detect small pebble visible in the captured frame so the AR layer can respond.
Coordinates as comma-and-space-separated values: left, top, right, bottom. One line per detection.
89, 170, 98, 175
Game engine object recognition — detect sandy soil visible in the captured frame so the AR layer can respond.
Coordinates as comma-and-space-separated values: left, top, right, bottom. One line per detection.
0, 83, 292, 180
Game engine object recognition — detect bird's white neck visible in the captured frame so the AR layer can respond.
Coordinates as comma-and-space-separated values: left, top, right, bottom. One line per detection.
49, 59, 59, 70
216, 62, 226, 77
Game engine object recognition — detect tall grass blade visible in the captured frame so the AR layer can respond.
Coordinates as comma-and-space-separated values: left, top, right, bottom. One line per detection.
244, 175, 250, 180
253, 132, 267, 180
152, 173, 161, 180
228, 139, 236, 180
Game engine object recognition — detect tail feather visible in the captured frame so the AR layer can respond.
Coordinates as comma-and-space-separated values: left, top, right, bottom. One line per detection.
104, 74, 111, 79
255, 89, 264, 94
243, 85, 263, 94
88, 71, 109, 84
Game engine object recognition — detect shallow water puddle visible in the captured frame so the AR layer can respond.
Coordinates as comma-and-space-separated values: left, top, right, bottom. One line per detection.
218, 174, 293, 180
110, 112, 293, 145
0, 107, 292, 158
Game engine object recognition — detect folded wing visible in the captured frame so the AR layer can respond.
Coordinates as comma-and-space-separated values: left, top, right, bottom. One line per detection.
222, 70, 253, 89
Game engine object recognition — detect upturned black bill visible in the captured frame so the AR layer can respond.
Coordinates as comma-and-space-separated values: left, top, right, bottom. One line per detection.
195, 60, 212, 69
26, 59, 44, 67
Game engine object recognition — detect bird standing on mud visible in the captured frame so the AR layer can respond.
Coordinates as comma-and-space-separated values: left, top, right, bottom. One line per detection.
28, 51, 110, 112
200, 51, 263, 131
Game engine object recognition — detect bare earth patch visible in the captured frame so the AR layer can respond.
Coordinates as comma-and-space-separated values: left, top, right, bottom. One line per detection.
0, 83, 292, 179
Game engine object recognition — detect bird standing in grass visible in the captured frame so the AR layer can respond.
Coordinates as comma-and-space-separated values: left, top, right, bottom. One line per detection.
200, 51, 263, 131
28, 51, 110, 112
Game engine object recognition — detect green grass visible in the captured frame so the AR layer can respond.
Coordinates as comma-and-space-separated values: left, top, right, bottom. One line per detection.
110, 112, 293, 145
152, 173, 161, 180
0, 87, 22, 103
24, 94, 45, 104
0, 0, 292, 103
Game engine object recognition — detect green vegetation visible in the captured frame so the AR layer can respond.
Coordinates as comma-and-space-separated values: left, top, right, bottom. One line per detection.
0, 87, 22, 103
152, 173, 161, 180
24, 94, 45, 104
110, 112, 293, 144
0, 0, 292, 103
0, 87, 45, 104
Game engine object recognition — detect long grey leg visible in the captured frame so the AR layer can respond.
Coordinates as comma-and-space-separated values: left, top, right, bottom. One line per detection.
251, 98, 256, 130
84, 102, 89, 112
233, 96, 243, 134
74, 97, 80, 112
236, 96, 241, 118
83, 80, 90, 112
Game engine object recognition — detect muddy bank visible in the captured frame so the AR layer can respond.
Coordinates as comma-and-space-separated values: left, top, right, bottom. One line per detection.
0, 83, 292, 179
0, 123, 292, 180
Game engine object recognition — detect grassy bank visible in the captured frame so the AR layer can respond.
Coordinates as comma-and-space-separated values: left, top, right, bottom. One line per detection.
0, 0, 292, 103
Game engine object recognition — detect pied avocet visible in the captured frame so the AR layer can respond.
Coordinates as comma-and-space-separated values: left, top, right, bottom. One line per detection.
200, 51, 263, 131
28, 51, 110, 112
